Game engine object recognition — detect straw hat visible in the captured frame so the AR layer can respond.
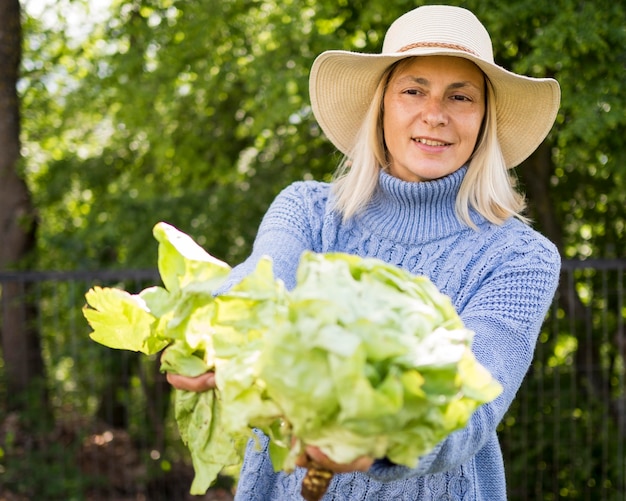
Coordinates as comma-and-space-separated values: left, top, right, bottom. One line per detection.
309, 5, 561, 168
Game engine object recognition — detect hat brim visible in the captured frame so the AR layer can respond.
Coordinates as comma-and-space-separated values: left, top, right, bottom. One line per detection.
309, 49, 561, 168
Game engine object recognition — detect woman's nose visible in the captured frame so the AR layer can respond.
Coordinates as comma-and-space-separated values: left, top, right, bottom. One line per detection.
421, 97, 448, 127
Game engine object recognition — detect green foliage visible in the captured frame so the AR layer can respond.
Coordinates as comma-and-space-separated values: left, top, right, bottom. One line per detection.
0, 380, 92, 499
501, 331, 625, 500
1, 438, 94, 499
22, 0, 345, 269
19, 0, 626, 269
470, 0, 626, 258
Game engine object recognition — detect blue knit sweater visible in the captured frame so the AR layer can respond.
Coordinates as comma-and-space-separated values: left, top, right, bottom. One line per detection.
225, 167, 560, 501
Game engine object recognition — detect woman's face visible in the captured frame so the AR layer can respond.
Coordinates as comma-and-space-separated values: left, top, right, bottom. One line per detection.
382, 56, 486, 182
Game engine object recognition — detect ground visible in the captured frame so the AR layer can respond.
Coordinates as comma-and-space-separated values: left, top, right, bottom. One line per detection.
0, 412, 235, 501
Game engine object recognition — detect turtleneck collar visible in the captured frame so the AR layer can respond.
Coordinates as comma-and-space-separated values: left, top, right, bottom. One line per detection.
357, 166, 475, 243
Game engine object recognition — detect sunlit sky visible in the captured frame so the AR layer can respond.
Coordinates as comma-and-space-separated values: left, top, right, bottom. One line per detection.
23, 0, 112, 40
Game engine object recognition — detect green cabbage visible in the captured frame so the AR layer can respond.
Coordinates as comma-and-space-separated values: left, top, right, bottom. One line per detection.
83, 222, 502, 494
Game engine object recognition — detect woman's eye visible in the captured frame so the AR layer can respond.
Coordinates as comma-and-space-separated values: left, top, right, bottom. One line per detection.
452, 94, 471, 102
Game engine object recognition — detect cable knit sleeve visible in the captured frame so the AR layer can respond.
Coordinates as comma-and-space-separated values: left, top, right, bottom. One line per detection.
368, 227, 561, 482
215, 181, 329, 294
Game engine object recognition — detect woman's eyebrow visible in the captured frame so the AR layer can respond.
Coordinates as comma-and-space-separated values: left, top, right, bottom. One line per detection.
394, 76, 429, 86
448, 81, 482, 91
395, 75, 482, 92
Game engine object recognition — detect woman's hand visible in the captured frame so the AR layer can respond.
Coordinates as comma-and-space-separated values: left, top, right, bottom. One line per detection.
165, 371, 216, 392
296, 445, 374, 473
165, 374, 374, 474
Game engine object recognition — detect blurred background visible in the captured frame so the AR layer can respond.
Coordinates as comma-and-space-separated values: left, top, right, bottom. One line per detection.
0, 0, 624, 499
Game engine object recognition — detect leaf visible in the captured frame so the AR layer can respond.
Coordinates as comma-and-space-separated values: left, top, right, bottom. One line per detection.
153, 222, 231, 294
83, 286, 166, 354
175, 389, 245, 495
160, 341, 210, 377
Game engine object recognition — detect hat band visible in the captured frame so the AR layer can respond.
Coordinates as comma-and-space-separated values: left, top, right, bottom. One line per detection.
397, 41, 480, 58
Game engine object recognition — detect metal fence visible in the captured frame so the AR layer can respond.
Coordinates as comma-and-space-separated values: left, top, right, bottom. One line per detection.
0, 260, 625, 500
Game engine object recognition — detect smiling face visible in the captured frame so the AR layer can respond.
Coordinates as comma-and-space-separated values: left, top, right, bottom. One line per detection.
382, 56, 486, 182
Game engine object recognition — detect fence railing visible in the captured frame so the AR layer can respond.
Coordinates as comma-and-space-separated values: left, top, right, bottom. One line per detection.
0, 259, 625, 501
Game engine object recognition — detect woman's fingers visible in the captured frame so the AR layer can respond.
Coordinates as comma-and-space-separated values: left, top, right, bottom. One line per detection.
301, 445, 374, 473
166, 371, 216, 392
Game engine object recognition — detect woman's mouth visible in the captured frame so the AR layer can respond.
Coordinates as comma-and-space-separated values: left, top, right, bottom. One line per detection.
414, 138, 450, 147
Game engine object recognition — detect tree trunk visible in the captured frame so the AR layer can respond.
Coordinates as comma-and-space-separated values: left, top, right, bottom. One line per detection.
0, 0, 46, 414
519, 141, 563, 249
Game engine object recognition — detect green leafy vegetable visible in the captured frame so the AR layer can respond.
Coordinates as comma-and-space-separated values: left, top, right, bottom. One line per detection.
83, 222, 502, 495
84, 222, 237, 494
214, 252, 503, 472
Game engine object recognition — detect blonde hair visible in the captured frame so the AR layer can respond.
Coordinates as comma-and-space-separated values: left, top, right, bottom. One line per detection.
330, 58, 528, 228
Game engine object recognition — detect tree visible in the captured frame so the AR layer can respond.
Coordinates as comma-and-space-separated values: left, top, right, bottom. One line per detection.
18, 0, 626, 270
0, 0, 47, 414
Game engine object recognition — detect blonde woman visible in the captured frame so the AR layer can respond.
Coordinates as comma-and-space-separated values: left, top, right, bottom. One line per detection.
168, 5, 561, 500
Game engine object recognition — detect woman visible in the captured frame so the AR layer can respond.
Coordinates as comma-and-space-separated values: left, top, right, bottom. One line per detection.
168, 5, 561, 500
